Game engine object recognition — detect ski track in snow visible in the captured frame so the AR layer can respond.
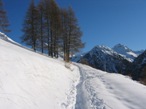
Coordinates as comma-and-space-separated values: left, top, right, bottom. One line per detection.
1, 35, 146, 109
74, 63, 146, 109
75, 64, 106, 109
0, 39, 80, 109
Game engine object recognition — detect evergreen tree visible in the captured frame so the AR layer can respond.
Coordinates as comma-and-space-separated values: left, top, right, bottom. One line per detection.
43, 0, 61, 57
60, 8, 69, 61
22, 0, 84, 60
0, 0, 10, 33
22, 0, 39, 51
37, 0, 45, 53
42, 0, 51, 56
61, 7, 84, 62
49, 0, 61, 58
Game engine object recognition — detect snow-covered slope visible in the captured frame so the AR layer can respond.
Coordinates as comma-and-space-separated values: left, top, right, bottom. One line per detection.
0, 39, 80, 109
75, 63, 146, 109
113, 44, 143, 61
128, 50, 146, 82
0, 32, 17, 44
80, 45, 131, 74
1, 33, 146, 109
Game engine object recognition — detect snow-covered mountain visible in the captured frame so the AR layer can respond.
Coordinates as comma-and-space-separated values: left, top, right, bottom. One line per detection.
80, 45, 131, 74
72, 44, 143, 64
112, 44, 143, 61
128, 50, 146, 84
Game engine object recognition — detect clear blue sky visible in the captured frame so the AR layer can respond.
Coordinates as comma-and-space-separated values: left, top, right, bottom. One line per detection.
3, 0, 146, 52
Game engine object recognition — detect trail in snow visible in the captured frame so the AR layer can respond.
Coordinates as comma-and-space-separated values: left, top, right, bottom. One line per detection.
75, 64, 106, 109
0, 39, 80, 109
75, 63, 146, 109
1, 33, 146, 109
75, 65, 87, 109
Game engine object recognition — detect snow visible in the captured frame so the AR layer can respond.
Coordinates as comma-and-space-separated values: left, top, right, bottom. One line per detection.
83, 45, 131, 73
94, 45, 116, 56
0, 34, 146, 109
75, 63, 146, 109
127, 51, 137, 57
0, 39, 80, 109
0, 32, 17, 44
112, 44, 142, 62
91, 45, 129, 60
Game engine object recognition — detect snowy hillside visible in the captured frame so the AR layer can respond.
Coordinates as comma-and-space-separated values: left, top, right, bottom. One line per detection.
75, 63, 146, 109
0, 32, 17, 44
113, 44, 143, 61
80, 45, 131, 74
0, 34, 146, 109
129, 50, 146, 82
0, 38, 80, 109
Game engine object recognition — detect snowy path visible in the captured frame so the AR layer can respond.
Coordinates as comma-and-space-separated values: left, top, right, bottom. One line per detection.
0, 36, 146, 109
75, 63, 146, 109
0, 39, 80, 109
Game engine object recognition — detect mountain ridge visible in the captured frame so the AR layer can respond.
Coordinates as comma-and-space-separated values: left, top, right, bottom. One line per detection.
112, 43, 144, 61
128, 50, 146, 84
80, 45, 131, 74
72, 43, 144, 63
